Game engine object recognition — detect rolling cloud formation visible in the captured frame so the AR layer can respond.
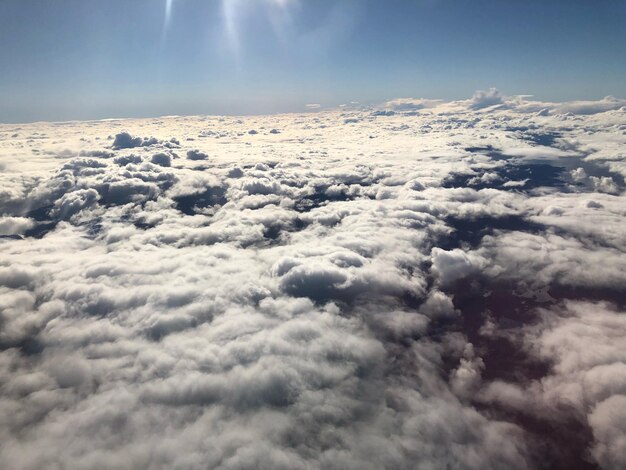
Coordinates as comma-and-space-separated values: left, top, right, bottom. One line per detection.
0, 92, 625, 469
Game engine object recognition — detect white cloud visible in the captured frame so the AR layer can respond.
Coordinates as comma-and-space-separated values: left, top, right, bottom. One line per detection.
0, 217, 34, 236
0, 92, 624, 468
470, 88, 505, 110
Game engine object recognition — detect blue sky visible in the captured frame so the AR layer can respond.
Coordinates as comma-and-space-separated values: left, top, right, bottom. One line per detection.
1, 0, 625, 122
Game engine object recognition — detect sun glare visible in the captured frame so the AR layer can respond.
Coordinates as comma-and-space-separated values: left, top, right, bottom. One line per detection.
221, 0, 299, 55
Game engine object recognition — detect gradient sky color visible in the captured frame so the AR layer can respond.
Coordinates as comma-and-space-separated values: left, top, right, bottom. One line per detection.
1, 0, 625, 122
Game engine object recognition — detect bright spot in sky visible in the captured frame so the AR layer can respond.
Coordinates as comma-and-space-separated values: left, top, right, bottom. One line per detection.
221, 0, 299, 55
162, 0, 175, 41
165, 0, 174, 19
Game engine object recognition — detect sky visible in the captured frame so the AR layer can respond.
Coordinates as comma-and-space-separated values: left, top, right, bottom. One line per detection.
0, 0, 625, 123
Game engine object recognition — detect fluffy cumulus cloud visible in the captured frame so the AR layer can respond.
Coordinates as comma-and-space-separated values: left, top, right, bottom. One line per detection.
0, 92, 624, 469
470, 88, 505, 110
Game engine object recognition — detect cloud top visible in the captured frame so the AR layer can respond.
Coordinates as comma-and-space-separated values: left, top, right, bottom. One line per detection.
0, 93, 624, 469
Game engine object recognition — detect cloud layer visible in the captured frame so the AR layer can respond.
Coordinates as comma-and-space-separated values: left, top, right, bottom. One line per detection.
0, 92, 624, 469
